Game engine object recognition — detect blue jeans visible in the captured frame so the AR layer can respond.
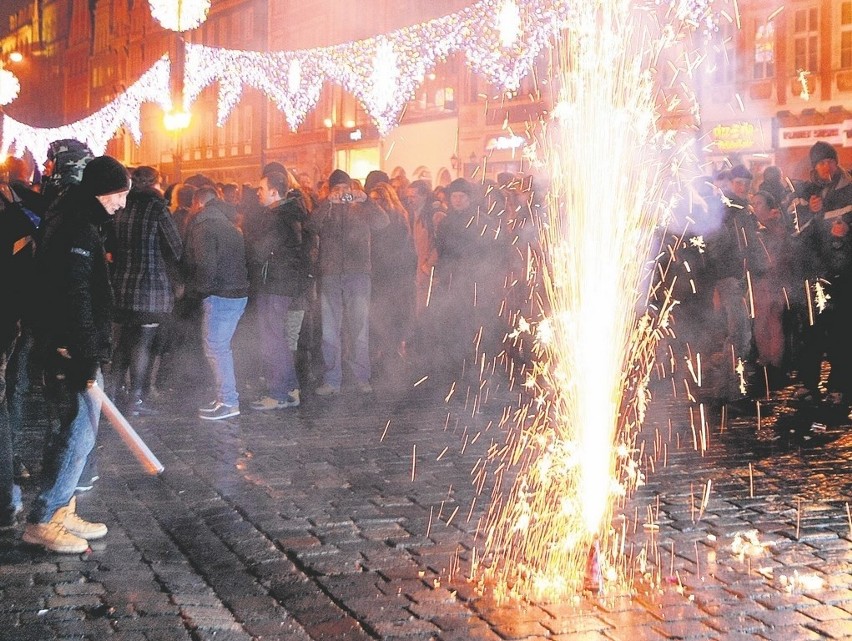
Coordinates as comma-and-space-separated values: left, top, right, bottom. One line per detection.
202, 296, 247, 406
1, 342, 22, 523
257, 294, 298, 399
28, 366, 103, 524
320, 273, 371, 388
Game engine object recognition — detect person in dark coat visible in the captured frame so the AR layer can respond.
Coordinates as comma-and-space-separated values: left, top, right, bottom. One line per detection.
307, 169, 389, 396
184, 187, 249, 420
25, 156, 130, 553
794, 141, 852, 408
109, 166, 183, 415
245, 170, 310, 410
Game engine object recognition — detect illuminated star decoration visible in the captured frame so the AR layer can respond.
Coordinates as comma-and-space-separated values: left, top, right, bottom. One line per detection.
1, 58, 172, 166
148, 0, 211, 32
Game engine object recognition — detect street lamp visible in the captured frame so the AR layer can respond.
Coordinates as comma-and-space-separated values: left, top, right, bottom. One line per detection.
164, 107, 191, 183
148, 0, 207, 184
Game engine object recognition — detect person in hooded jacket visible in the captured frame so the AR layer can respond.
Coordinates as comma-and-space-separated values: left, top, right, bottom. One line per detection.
184, 187, 249, 420
245, 170, 310, 410
24, 156, 130, 553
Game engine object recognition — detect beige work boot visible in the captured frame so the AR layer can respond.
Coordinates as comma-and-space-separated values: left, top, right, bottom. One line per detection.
23, 515, 89, 554
56, 497, 108, 540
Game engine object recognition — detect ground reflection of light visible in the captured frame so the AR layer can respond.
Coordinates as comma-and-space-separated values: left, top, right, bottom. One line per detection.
472, 0, 681, 602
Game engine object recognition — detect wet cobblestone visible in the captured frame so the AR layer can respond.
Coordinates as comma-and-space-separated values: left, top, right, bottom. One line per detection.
4, 376, 852, 640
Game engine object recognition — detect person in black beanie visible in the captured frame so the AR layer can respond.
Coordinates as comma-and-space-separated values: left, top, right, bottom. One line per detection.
308, 168, 389, 396
24, 155, 130, 553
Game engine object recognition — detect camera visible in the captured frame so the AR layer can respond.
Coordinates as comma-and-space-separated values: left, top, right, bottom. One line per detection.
341, 193, 354, 203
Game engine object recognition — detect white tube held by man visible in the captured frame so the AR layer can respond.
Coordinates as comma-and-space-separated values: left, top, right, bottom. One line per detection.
88, 382, 164, 475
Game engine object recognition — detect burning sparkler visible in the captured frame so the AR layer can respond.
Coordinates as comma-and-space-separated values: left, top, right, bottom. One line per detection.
472, 0, 686, 601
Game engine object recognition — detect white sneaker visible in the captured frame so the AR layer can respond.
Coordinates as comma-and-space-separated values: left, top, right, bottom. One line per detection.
23, 521, 89, 553
56, 497, 108, 540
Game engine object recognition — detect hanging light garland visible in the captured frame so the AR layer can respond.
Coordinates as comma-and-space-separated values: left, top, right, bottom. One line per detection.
1, 58, 172, 165
2, 1, 707, 157
0, 65, 20, 106
148, 0, 210, 33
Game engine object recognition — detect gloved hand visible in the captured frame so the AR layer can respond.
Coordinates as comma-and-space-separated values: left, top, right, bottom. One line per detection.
63, 353, 99, 392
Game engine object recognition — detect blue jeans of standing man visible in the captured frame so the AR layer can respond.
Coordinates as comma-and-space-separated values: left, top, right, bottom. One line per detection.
202, 296, 247, 407
257, 294, 298, 399
28, 365, 102, 524
320, 273, 371, 389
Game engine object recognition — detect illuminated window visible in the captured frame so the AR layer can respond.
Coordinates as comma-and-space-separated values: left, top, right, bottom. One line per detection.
842, 2, 852, 69
713, 21, 736, 84
754, 21, 774, 79
793, 6, 819, 72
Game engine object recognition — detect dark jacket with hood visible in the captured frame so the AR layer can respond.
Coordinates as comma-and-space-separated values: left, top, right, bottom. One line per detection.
245, 191, 310, 297
184, 198, 249, 299
34, 186, 115, 373
308, 196, 388, 276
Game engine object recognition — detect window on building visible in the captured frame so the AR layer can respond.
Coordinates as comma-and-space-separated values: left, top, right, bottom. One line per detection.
713, 21, 736, 84
754, 21, 774, 79
793, 6, 819, 72
842, 2, 852, 69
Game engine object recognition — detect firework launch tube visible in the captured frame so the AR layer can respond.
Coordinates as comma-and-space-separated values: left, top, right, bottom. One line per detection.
88, 382, 164, 475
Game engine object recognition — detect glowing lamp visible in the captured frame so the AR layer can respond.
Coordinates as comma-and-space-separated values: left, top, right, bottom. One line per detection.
164, 108, 192, 131
8, 52, 23, 63
0, 66, 20, 106
148, 0, 210, 32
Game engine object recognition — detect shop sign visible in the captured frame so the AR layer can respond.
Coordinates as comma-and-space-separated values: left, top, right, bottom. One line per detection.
710, 121, 760, 151
778, 122, 849, 148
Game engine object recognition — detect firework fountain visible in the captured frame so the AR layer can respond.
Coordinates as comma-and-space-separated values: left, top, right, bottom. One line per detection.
472, 0, 699, 601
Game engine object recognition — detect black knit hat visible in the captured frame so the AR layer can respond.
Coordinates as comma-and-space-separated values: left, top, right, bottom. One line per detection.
328, 169, 351, 189
446, 177, 472, 196
81, 156, 131, 196
809, 141, 838, 167
364, 170, 390, 192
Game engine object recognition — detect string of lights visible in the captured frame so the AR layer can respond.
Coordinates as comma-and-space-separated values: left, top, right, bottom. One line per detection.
0, 0, 715, 159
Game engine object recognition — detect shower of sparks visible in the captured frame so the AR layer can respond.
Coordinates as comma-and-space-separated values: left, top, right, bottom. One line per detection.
472, 0, 682, 602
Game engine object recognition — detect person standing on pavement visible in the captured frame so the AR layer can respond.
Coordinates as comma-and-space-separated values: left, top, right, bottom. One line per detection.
308, 169, 389, 396
245, 170, 310, 410
24, 156, 130, 553
184, 186, 249, 420
0, 180, 37, 530
109, 166, 183, 416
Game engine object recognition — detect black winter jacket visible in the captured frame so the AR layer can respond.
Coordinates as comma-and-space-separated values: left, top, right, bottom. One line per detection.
34, 187, 114, 367
245, 192, 310, 297
184, 198, 249, 299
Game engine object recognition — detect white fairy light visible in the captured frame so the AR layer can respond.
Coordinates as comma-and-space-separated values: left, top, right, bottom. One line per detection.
287, 59, 302, 96
498, 0, 522, 48
0, 66, 20, 106
148, 0, 210, 33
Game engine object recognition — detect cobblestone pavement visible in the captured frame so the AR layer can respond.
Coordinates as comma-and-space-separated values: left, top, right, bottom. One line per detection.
4, 368, 852, 641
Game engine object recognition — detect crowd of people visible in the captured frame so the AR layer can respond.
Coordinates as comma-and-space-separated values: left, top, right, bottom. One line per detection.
4, 132, 851, 554
665, 140, 852, 412
0, 140, 539, 552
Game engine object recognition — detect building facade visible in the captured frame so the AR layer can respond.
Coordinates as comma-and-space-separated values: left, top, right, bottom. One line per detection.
0, 0, 544, 188
8, 2, 846, 187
